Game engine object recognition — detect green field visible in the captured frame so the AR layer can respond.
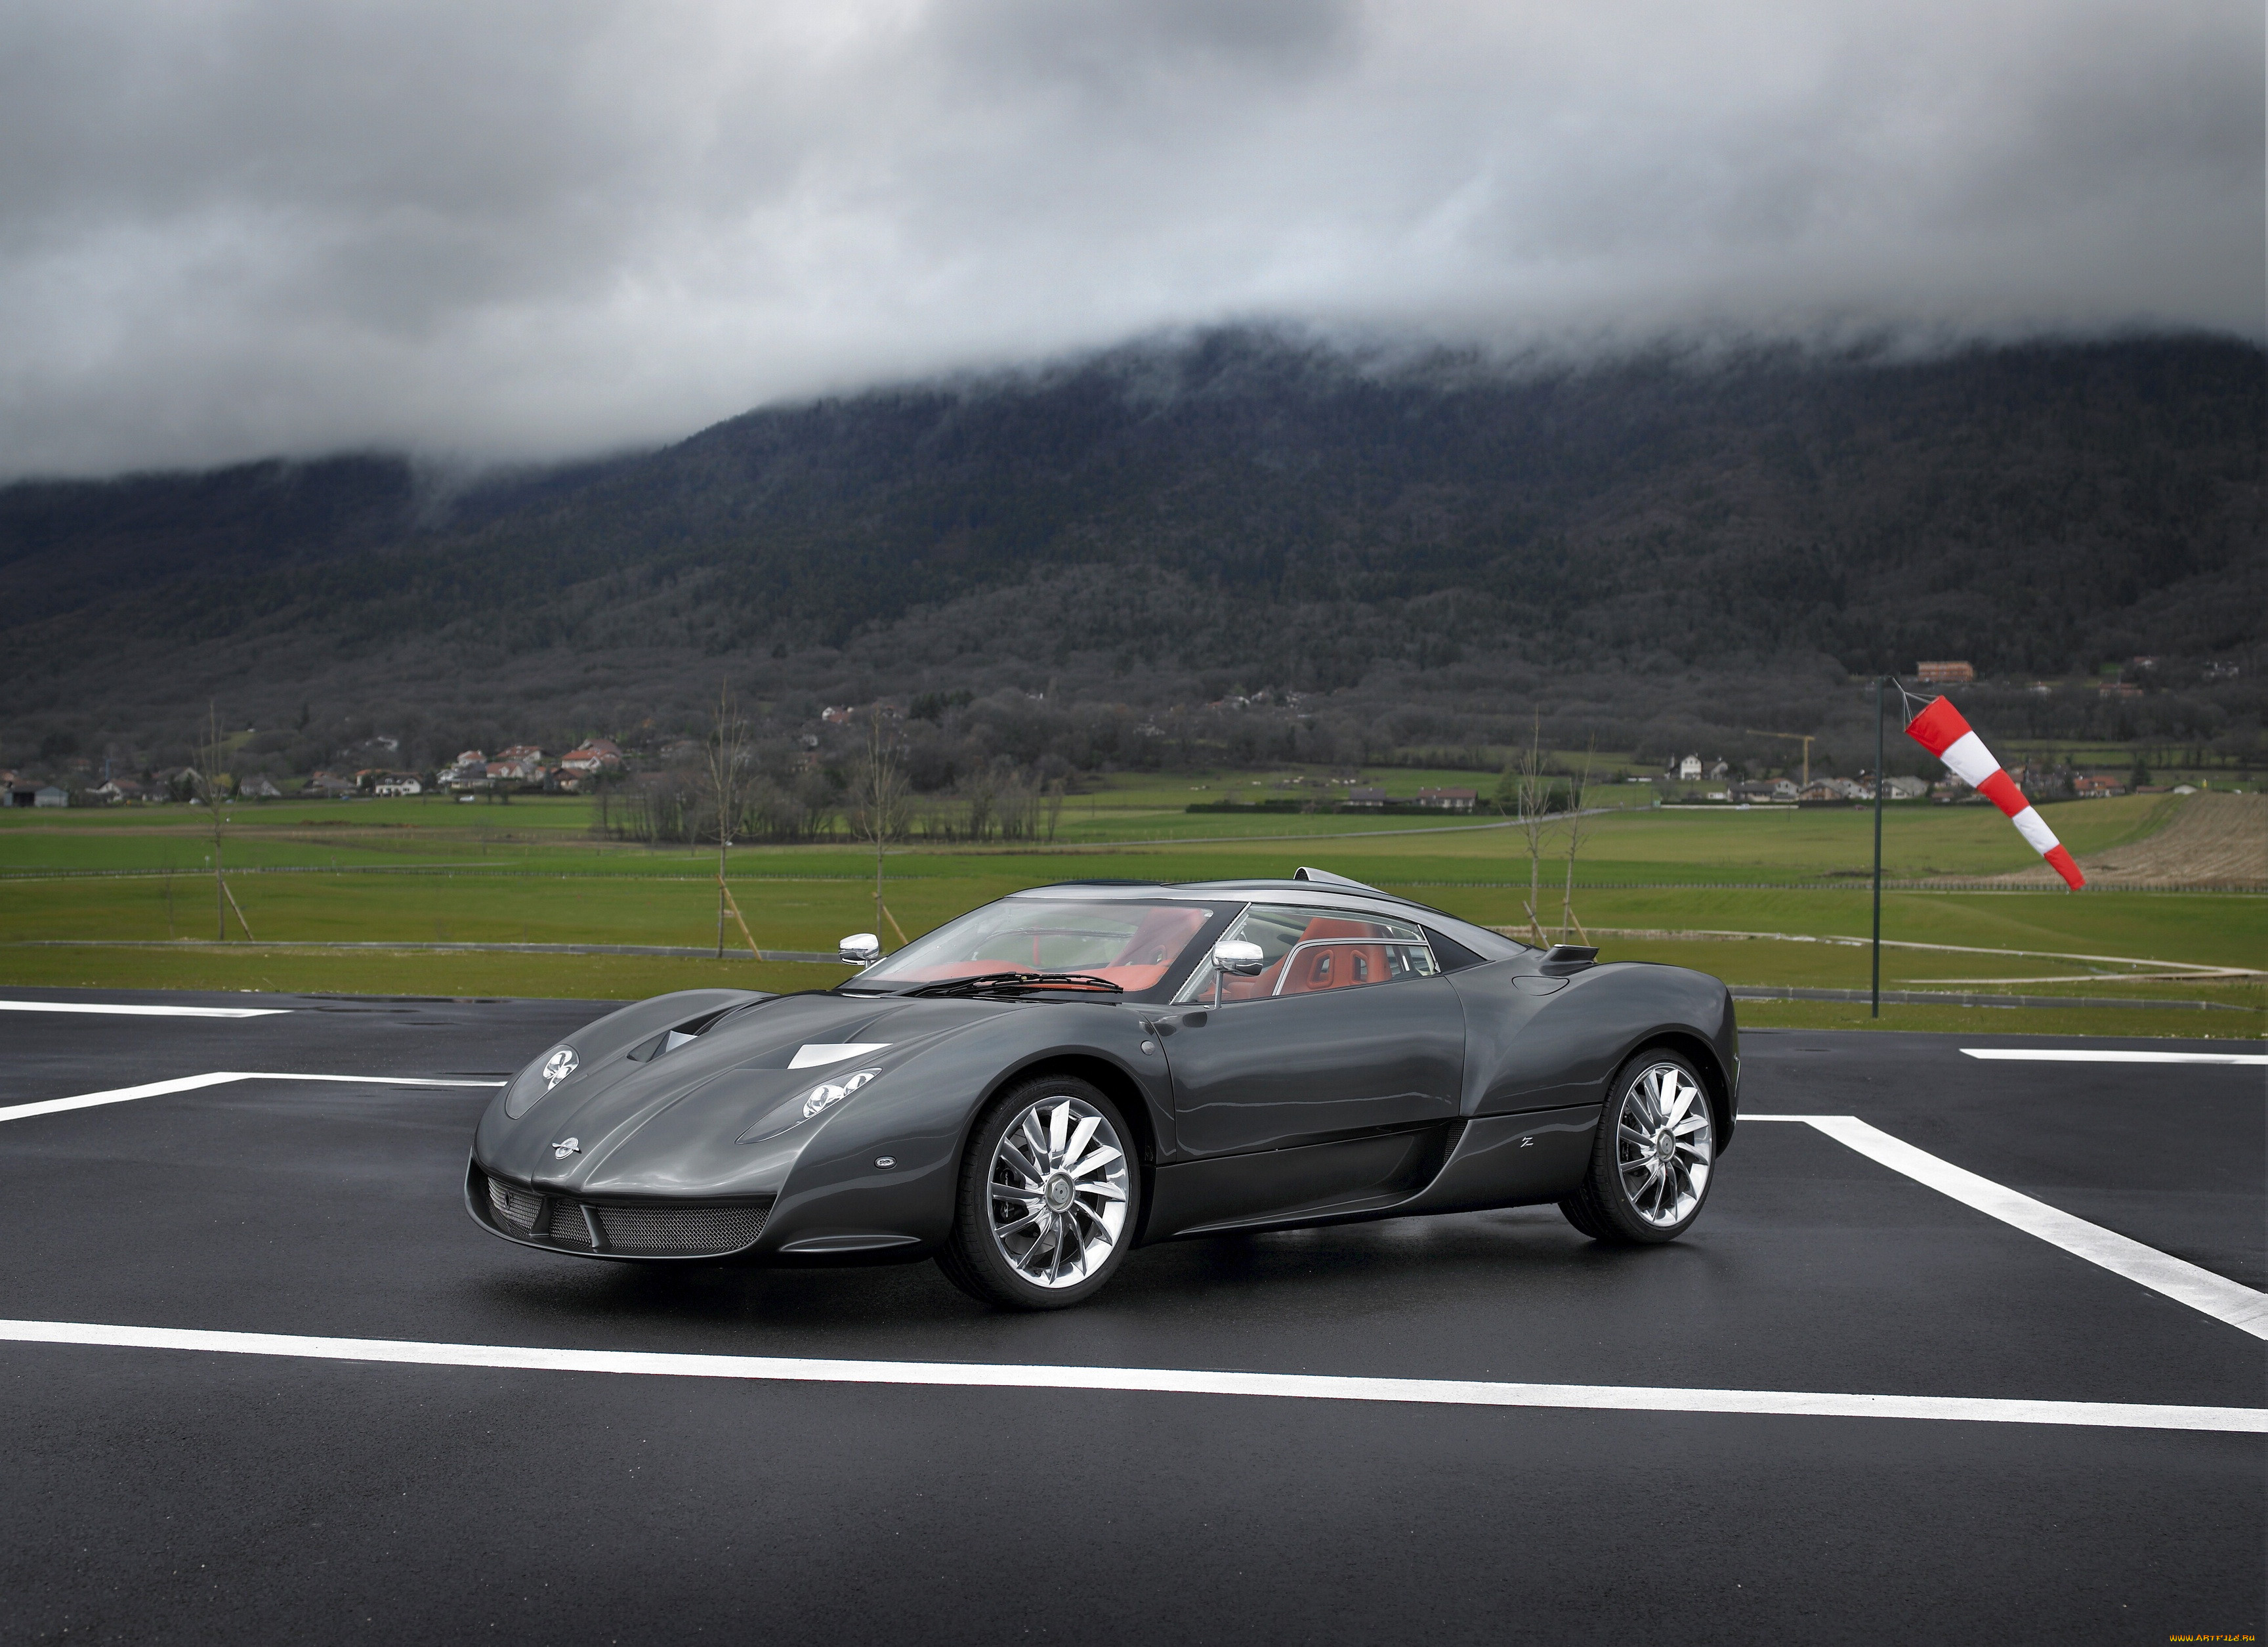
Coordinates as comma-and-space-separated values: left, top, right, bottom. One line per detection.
3, 777, 2259, 1038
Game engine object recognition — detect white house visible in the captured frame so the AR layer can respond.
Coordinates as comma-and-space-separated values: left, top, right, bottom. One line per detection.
1677, 754, 1703, 781
560, 738, 623, 773
1414, 787, 1478, 812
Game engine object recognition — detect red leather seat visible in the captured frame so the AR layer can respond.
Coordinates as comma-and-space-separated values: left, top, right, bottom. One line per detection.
1278, 918, 1392, 996
1107, 906, 1208, 971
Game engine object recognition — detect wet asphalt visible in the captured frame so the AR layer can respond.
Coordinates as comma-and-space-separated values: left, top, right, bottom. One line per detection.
0, 985, 2260, 1646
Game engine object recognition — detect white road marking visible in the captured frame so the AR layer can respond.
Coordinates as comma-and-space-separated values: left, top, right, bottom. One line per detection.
0, 999, 288, 1018
1960, 1048, 2267, 1066
0, 1071, 506, 1124
0, 1317, 2258, 1434
1745, 1115, 2268, 1338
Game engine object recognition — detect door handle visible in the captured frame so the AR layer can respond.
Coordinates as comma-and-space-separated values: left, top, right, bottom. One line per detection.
1144, 1011, 1207, 1035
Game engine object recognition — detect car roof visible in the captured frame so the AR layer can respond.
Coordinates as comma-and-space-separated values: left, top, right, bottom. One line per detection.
1002, 876, 1530, 959
1005, 876, 1415, 905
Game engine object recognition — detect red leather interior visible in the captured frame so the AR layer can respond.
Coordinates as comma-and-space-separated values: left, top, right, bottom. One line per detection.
1277, 917, 1391, 996
887, 905, 1210, 992
1217, 915, 1391, 1001
1109, 905, 1208, 970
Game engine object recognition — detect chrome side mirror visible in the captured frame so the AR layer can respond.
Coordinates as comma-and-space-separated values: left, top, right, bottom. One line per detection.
839, 933, 881, 966
1208, 939, 1266, 1007
1212, 940, 1267, 976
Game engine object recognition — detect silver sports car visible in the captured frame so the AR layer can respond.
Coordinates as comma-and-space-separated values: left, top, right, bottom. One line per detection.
468, 868, 1738, 1308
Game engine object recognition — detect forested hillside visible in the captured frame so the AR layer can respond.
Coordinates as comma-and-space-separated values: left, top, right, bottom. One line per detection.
1, 330, 2259, 779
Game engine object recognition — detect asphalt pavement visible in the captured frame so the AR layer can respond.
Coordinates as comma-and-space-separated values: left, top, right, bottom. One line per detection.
0, 985, 2260, 1645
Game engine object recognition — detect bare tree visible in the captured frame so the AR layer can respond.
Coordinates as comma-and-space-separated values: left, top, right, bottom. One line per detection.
852, 708, 910, 947
1559, 737, 1596, 942
1512, 714, 1554, 946
197, 702, 253, 940
704, 683, 759, 959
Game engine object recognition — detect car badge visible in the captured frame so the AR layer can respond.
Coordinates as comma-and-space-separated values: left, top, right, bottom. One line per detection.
551, 1136, 580, 1159
541, 1048, 578, 1088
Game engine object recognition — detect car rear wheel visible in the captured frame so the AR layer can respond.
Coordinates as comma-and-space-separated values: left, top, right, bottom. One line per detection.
1560, 1048, 1715, 1244
937, 1076, 1139, 1310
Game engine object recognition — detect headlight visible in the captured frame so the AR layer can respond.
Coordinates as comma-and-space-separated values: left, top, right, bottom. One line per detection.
801, 1069, 879, 1119
503, 1043, 577, 1119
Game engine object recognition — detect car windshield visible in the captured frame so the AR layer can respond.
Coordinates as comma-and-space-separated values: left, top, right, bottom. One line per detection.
855, 900, 1219, 996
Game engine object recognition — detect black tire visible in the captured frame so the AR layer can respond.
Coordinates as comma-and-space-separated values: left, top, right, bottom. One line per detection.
937, 1075, 1141, 1310
1559, 1046, 1717, 1245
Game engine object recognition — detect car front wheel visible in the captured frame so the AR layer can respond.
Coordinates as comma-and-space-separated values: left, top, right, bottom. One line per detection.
937, 1076, 1139, 1310
1561, 1048, 1716, 1244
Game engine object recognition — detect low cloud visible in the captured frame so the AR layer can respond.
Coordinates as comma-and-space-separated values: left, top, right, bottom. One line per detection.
1, 0, 2258, 477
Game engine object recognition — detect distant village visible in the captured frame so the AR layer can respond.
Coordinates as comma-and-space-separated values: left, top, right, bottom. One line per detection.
0, 655, 2221, 811
0, 729, 2185, 813
1, 737, 629, 809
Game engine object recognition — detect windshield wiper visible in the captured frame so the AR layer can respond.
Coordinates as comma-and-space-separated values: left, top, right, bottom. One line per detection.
904, 971, 1125, 998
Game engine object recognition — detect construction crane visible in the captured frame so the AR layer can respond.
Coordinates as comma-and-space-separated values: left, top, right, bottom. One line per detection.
1743, 729, 1817, 788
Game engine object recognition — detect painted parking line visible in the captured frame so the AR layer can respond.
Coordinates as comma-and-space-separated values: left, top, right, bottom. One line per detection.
1960, 1048, 2267, 1066
0, 999, 289, 1019
0, 1318, 2258, 1434
0, 1071, 506, 1124
1746, 1114, 2268, 1338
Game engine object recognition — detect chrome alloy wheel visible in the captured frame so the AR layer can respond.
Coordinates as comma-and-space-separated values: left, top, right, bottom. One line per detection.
986, 1094, 1130, 1289
1615, 1061, 1713, 1227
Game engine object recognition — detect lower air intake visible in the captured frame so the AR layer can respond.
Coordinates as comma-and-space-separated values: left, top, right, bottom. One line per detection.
593, 1201, 772, 1256
544, 1199, 594, 1248
482, 1172, 770, 1256
488, 1178, 541, 1233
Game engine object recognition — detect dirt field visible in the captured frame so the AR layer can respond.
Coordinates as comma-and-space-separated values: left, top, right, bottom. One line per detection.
1994, 792, 2266, 888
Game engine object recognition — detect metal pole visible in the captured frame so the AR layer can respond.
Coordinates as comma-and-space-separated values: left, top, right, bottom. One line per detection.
1871, 676, 1884, 1018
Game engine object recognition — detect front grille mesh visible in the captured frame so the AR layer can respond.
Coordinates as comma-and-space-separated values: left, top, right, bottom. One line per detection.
544, 1199, 593, 1247
594, 1202, 771, 1254
481, 1172, 768, 1256
488, 1178, 541, 1232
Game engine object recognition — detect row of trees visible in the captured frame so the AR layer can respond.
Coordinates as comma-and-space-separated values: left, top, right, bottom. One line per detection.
589, 689, 1074, 956
593, 749, 1070, 849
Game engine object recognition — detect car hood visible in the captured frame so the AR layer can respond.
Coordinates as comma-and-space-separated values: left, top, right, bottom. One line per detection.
479, 991, 1028, 1195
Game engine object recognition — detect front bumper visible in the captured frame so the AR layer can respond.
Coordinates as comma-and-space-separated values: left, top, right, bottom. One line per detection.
465, 1161, 776, 1262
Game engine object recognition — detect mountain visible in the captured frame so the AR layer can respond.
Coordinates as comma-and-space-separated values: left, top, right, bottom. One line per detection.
1, 330, 2261, 777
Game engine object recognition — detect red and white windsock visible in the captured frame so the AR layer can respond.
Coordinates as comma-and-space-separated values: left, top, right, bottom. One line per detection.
1904, 696, 2084, 889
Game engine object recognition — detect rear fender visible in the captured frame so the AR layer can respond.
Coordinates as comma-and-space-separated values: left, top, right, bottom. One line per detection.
1450, 960, 1735, 1126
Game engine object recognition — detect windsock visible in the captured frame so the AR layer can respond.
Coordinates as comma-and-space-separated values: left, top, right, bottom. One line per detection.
1904, 696, 2085, 889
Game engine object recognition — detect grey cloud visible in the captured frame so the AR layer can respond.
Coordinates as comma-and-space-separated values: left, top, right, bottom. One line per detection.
0, 0, 2257, 477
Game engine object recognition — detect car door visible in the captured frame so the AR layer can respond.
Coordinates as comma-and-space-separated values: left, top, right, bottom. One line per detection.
1159, 904, 1467, 1160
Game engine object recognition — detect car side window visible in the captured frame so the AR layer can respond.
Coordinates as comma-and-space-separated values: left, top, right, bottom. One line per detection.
1174, 905, 1439, 1004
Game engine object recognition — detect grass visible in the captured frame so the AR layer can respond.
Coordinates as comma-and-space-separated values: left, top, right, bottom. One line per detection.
0, 944, 833, 1003
3, 782, 2259, 1037
1723, 998, 2256, 1038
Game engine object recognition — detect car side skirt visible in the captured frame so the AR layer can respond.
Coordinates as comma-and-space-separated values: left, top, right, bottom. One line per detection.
1142, 1107, 1597, 1242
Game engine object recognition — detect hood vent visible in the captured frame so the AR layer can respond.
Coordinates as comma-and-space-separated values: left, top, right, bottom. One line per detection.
625, 1005, 744, 1062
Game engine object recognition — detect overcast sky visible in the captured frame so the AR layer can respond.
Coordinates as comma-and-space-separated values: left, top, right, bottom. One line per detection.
1, 0, 2258, 478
